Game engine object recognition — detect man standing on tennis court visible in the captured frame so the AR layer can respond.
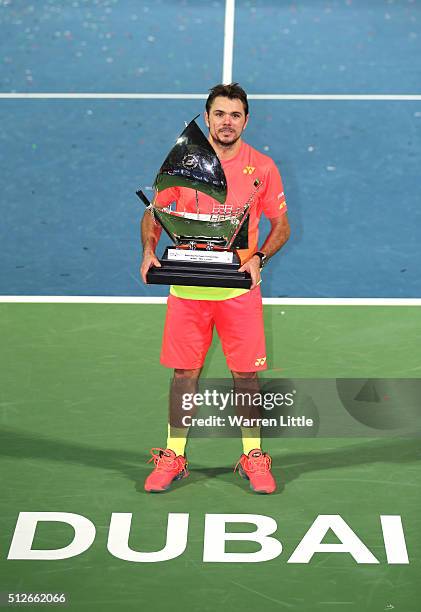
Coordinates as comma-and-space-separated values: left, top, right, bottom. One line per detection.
140, 83, 290, 494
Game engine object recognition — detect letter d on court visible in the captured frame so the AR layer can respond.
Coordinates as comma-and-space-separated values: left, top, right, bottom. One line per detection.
203, 514, 282, 562
8, 512, 96, 560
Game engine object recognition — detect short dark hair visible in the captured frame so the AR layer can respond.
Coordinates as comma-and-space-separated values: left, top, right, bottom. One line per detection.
206, 83, 249, 116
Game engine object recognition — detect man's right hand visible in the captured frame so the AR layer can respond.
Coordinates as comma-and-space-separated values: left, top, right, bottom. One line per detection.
140, 249, 161, 283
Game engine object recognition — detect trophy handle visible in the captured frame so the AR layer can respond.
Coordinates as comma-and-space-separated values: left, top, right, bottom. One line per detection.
225, 205, 250, 250
136, 189, 178, 245
226, 178, 264, 250
136, 188, 152, 208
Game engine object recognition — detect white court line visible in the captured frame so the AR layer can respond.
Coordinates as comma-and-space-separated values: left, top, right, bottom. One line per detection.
0, 296, 420, 306
252, 94, 421, 101
1, 93, 421, 100
222, 0, 236, 84
0, 93, 207, 100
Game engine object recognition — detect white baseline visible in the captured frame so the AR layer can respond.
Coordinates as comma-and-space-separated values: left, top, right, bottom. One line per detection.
0, 296, 420, 306
1, 94, 420, 101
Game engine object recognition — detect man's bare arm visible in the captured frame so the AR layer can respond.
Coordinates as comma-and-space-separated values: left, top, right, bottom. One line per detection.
239, 213, 291, 289
258, 213, 291, 258
140, 210, 162, 283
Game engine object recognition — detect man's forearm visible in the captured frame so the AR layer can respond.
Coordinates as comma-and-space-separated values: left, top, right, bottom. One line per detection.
141, 210, 162, 253
240, 215, 290, 288
259, 215, 290, 260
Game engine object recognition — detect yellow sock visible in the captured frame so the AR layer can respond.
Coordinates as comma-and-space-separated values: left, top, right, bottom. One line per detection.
241, 426, 261, 455
166, 424, 188, 457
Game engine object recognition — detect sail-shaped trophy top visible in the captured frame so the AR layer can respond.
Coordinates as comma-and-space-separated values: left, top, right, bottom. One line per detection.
153, 116, 227, 205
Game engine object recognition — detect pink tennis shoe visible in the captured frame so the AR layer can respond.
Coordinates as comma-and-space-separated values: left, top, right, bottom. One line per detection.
235, 449, 277, 494
144, 448, 189, 493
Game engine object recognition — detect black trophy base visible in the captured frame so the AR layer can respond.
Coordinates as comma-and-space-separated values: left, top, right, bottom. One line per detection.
146, 247, 252, 289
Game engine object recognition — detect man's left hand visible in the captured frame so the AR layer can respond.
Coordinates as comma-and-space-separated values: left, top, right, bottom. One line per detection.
239, 255, 261, 290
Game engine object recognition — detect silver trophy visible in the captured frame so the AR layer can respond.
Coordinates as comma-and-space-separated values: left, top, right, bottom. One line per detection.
137, 116, 262, 288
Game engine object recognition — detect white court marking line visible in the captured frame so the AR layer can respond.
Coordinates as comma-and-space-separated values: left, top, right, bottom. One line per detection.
0, 93, 207, 100
1, 94, 421, 100
222, 0, 235, 84
0, 296, 420, 306
252, 94, 421, 101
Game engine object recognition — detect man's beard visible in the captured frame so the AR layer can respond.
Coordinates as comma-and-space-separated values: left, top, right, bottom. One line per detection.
212, 130, 242, 148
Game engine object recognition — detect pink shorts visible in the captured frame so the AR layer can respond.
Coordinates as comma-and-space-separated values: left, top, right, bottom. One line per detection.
160, 287, 267, 372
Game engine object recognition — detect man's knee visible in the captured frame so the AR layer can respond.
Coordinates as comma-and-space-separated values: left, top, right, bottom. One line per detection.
174, 368, 202, 380
231, 370, 258, 380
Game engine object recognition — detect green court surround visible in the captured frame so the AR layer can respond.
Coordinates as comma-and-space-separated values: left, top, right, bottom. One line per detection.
1, 304, 420, 611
